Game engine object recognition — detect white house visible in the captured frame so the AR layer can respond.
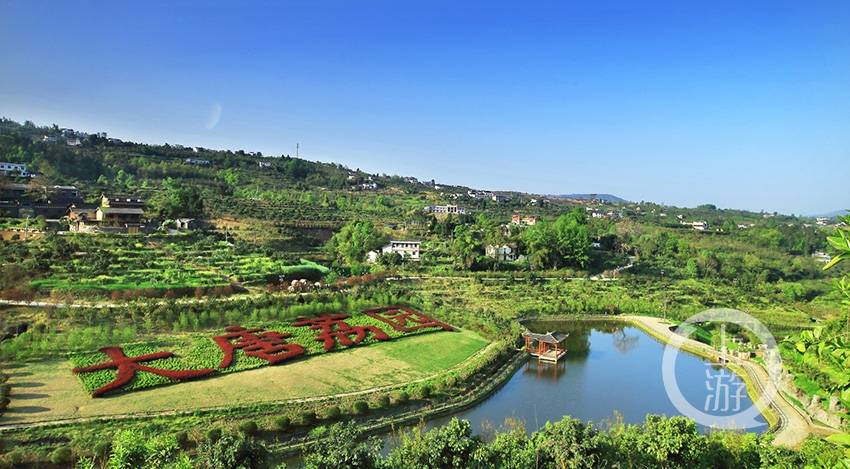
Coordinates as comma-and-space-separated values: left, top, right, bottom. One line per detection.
367, 240, 421, 263
680, 220, 709, 231
816, 217, 830, 226
0, 162, 29, 177
812, 251, 832, 263
485, 244, 517, 262
424, 205, 466, 215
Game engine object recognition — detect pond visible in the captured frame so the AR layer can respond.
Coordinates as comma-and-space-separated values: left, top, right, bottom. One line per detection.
417, 319, 768, 436
286, 320, 768, 465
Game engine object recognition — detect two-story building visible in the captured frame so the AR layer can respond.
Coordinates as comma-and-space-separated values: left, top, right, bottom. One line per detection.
96, 195, 145, 231
424, 205, 466, 215
511, 214, 538, 226
485, 244, 518, 262
0, 162, 29, 177
367, 240, 421, 263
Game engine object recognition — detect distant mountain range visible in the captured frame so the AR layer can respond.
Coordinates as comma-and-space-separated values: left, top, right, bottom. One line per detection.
552, 193, 629, 204
809, 209, 849, 218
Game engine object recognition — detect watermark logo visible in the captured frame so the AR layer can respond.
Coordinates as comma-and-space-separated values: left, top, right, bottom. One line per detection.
661, 308, 782, 430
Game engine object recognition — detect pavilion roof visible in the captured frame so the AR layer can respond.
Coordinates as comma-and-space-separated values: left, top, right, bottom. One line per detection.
522, 331, 568, 344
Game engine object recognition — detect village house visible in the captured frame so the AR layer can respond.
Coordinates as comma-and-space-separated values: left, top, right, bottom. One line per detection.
258, 161, 272, 169
184, 158, 211, 166
467, 190, 493, 199
424, 204, 466, 215
357, 182, 379, 190
681, 220, 709, 231
174, 218, 199, 231
812, 251, 832, 263
90, 195, 146, 233
816, 217, 830, 226
511, 214, 538, 226
0, 162, 29, 177
66, 204, 99, 232
485, 244, 517, 262
367, 240, 421, 263
491, 194, 510, 203
41, 135, 62, 144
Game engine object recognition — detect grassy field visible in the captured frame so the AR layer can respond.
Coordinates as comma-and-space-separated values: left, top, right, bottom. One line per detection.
1, 328, 488, 425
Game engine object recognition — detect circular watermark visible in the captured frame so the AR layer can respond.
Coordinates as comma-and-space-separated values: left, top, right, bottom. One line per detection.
661, 308, 782, 430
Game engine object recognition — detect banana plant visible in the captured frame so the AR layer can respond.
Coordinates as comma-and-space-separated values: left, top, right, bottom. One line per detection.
825, 433, 850, 467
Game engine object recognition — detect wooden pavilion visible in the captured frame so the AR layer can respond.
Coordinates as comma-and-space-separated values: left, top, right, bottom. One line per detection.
522, 331, 568, 362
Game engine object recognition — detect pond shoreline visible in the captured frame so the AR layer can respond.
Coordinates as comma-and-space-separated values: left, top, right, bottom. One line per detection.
523, 314, 815, 448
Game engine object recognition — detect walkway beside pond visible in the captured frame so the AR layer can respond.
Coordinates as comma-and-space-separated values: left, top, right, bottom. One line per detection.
623, 315, 818, 448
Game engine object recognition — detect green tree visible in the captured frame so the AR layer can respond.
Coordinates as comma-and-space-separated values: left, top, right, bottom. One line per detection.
523, 209, 591, 269
325, 220, 387, 265
196, 433, 269, 469
452, 224, 482, 269
386, 418, 480, 468
149, 177, 204, 219
304, 422, 382, 469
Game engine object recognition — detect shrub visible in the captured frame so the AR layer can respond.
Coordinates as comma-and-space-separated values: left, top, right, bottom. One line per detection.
415, 385, 432, 399
49, 446, 73, 464
93, 441, 111, 458
239, 421, 259, 435
175, 431, 189, 447
207, 428, 222, 443
3, 447, 26, 466
0, 384, 10, 398
392, 391, 409, 404
323, 406, 342, 420
197, 433, 269, 469
108, 429, 147, 469
0, 398, 9, 411
371, 394, 390, 409
299, 410, 317, 425
274, 416, 291, 430
352, 401, 369, 415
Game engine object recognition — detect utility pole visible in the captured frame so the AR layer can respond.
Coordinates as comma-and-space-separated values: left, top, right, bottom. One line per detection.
296, 143, 299, 158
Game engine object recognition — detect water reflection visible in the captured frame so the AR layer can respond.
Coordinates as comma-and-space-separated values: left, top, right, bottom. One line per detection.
425, 320, 768, 436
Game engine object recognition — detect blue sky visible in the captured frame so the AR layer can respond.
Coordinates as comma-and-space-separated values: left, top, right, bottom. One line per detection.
1, 1, 848, 214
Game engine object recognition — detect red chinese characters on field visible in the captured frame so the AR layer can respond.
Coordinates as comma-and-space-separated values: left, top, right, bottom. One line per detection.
364, 306, 455, 333
293, 313, 390, 351
72, 347, 214, 397
213, 326, 305, 368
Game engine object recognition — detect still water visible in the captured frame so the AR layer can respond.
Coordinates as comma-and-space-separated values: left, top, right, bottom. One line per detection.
422, 320, 768, 435
286, 320, 767, 465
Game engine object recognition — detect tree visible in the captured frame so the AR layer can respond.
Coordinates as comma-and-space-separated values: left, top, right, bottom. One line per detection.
386, 418, 480, 468
532, 417, 606, 468
149, 177, 204, 219
196, 433, 269, 469
452, 224, 482, 269
325, 220, 387, 265
523, 209, 591, 269
304, 422, 381, 469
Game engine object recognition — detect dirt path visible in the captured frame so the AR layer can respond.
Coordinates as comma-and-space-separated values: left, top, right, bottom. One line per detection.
623, 315, 817, 448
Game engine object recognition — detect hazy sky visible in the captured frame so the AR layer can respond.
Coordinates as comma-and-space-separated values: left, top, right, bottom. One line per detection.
1, 1, 848, 214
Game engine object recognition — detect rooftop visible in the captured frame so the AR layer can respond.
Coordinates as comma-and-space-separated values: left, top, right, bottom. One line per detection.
522, 331, 569, 344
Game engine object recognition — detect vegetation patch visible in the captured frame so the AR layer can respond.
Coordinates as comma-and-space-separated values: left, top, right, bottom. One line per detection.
69, 307, 454, 397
